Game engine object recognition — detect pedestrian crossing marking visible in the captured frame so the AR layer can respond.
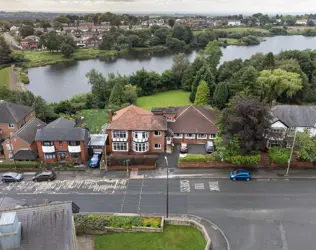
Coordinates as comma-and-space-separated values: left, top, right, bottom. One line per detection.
209, 181, 220, 191
194, 183, 205, 190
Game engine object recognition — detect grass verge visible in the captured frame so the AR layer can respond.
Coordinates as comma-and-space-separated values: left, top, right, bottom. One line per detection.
94, 225, 206, 250
0, 67, 11, 88
136, 90, 191, 110
77, 109, 109, 133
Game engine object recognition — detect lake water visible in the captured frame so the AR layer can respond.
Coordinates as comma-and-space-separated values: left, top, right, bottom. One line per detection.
26, 35, 316, 103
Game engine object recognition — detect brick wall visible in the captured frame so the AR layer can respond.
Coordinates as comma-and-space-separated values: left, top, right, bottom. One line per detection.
2, 137, 32, 160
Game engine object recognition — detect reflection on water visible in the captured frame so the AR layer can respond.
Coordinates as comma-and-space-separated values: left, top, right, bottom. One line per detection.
26, 36, 316, 102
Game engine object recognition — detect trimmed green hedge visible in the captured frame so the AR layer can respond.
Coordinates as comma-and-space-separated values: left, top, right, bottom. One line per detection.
0, 161, 39, 168
74, 214, 161, 233
269, 147, 291, 164
228, 154, 260, 164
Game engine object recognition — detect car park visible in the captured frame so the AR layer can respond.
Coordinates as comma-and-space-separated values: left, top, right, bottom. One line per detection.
2, 172, 23, 182
180, 142, 188, 153
89, 152, 102, 168
32, 171, 56, 182
230, 169, 251, 181
205, 140, 215, 153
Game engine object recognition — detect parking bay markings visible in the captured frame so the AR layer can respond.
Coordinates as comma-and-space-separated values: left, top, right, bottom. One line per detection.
209, 181, 220, 192
194, 183, 205, 190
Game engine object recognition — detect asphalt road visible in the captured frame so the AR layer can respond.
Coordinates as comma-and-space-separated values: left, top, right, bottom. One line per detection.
1, 178, 316, 250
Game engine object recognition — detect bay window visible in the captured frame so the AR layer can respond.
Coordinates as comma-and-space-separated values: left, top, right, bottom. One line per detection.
185, 133, 195, 139
132, 142, 149, 152
197, 134, 207, 139
113, 142, 128, 151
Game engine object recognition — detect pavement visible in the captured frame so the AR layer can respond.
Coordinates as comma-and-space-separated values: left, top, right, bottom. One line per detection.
2, 177, 316, 250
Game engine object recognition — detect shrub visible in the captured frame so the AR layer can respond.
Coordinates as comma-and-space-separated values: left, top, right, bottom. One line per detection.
228, 154, 260, 164
141, 217, 161, 228
19, 75, 30, 84
179, 154, 206, 162
206, 154, 216, 162
0, 161, 39, 169
269, 147, 291, 164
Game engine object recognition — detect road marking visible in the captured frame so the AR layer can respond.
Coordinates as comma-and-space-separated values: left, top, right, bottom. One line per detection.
180, 180, 190, 192
194, 183, 205, 190
137, 178, 145, 214
278, 222, 289, 250
120, 180, 130, 212
209, 181, 220, 191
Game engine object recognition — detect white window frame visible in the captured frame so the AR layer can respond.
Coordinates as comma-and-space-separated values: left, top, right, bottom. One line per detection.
44, 153, 56, 159
197, 134, 207, 139
166, 117, 173, 122
132, 142, 149, 152
133, 131, 148, 140
8, 124, 14, 128
154, 131, 161, 136
112, 142, 128, 151
173, 133, 183, 139
185, 133, 195, 139
209, 134, 216, 139
112, 131, 128, 139
154, 144, 161, 149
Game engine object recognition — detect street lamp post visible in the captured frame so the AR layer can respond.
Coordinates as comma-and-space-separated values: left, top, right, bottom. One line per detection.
165, 156, 169, 218
285, 128, 298, 176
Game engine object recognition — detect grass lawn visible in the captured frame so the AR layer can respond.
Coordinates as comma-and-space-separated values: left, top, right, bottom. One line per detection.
219, 38, 243, 45
0, 67, 11, 88
136, 90, 191, 110
214, 27, 270, 34
78, 109, 109, 133
94, 225, 206, 250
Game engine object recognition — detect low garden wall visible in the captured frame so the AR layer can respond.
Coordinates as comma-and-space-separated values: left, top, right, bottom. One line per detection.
178, 161, 257, 168
165, 218, 211, 250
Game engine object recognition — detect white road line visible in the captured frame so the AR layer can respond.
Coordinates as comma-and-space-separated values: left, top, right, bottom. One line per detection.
278, 222, 289, 250
137, 178, 145, 214
120, 180, 130, 212
209, 181, 220, 192
180, 180, 190, 192
194, 183, 205, 190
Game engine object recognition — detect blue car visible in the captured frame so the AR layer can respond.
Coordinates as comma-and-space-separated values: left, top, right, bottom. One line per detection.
89, 153, 102, 168
230, 169, 251, 181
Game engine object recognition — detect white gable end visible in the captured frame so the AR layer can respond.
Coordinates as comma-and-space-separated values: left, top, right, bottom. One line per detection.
271, 121, 287, 128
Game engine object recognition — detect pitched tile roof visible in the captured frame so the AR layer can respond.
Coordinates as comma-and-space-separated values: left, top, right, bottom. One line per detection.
11, 117, 47, 144
46, 117, 75, 128
0, 100, 34, 124
271, 105, 316, 127
107, 105, 167, 131
35, 127, 88, 141
164, 105, 218, 134
0, 202, 74, 250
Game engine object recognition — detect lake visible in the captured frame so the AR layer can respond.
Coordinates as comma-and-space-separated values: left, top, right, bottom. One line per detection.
26, 35, 316, 103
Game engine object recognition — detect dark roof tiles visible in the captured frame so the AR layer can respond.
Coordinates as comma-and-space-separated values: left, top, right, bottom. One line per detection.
0, 100, 34, 124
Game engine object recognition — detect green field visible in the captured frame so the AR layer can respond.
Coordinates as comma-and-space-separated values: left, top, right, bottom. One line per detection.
214, 27, 270, 34
0, 67, 11, 88
219, 38, 243, 45
136, 90, 191, 110
94, 225, 206, 250
78, 109, 109, 133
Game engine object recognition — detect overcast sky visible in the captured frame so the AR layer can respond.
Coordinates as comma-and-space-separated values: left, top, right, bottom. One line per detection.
0, 0, 315, 13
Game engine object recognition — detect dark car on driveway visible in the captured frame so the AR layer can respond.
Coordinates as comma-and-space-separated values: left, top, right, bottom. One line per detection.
32, 171, 56, 182
2, 172, 23, 183
205, 140, 215, 153
180, 143, 188, 153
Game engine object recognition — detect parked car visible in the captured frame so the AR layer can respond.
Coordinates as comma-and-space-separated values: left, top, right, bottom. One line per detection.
89, 152, 102, 168
180, 142, 188, 153
32, 171, 56, 182
2, 172, 23, 182
230, 169, 251, 181
205, 140, 215, 153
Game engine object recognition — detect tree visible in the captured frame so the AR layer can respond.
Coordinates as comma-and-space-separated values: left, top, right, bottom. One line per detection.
240, 35, 260, 45
303, 29, 316, 37
153, 27, 169, 44
61, 43, 74, 58
129, 69, 162, 96
200, 40, 223, 69
262, 52, 275, 69
124, 84, 138, 104
256, 69, 303, 103
0, 20, 10, 31
194, 81, 210, 105
128, 34, 141, 47
217, 59, 244, 82
213, 82, 229, 109
168, 19, 176, 27
171, 53, 190, 87
171, 24, 193, 44
109, 81, 126, 106
20, 25, 34, 38
99, 33, 115, 50
269, 27, 288, 35
166, 37, 185, 50
295, 131, 316, 162
181, 57, 204, 91
53, 21, 62, 30
0, 36, 13, 64
221, 96, 271, 154
55, 16, 70, 24
160, 69, 177, 90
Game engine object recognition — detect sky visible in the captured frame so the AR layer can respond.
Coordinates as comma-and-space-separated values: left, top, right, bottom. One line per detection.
0, 0, 315, 13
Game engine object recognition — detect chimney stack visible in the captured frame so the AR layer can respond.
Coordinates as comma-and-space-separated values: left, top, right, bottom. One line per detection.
108, 109, 113, 122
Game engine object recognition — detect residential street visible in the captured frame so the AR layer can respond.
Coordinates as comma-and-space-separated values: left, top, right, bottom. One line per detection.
1, 178, 316, 250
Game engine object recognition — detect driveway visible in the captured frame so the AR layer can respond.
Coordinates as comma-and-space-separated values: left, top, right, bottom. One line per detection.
187, 144, 206, 154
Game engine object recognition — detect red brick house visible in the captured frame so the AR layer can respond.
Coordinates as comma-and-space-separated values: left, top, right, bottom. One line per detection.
106, 105, 167, 154
152, 105, 219, 145
0, 100, 35, 140
20, 35, 40, 49
2, 118, 47, 160
35, 118, 90, 163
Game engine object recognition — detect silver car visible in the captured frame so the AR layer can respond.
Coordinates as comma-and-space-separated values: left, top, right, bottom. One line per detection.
2, 172, 23, 183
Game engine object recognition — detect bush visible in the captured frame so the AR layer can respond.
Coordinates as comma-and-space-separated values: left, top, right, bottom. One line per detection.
228, 154, 260, 164
0, 161, 39, 169
141, 217, 161, 228
269, 147, 291, 164
179, 154, 206, 162
19, 75, 30, 84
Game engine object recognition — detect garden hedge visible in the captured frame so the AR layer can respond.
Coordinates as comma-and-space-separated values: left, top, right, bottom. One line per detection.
0, 161, 39, 168
269, 147, 291, 164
